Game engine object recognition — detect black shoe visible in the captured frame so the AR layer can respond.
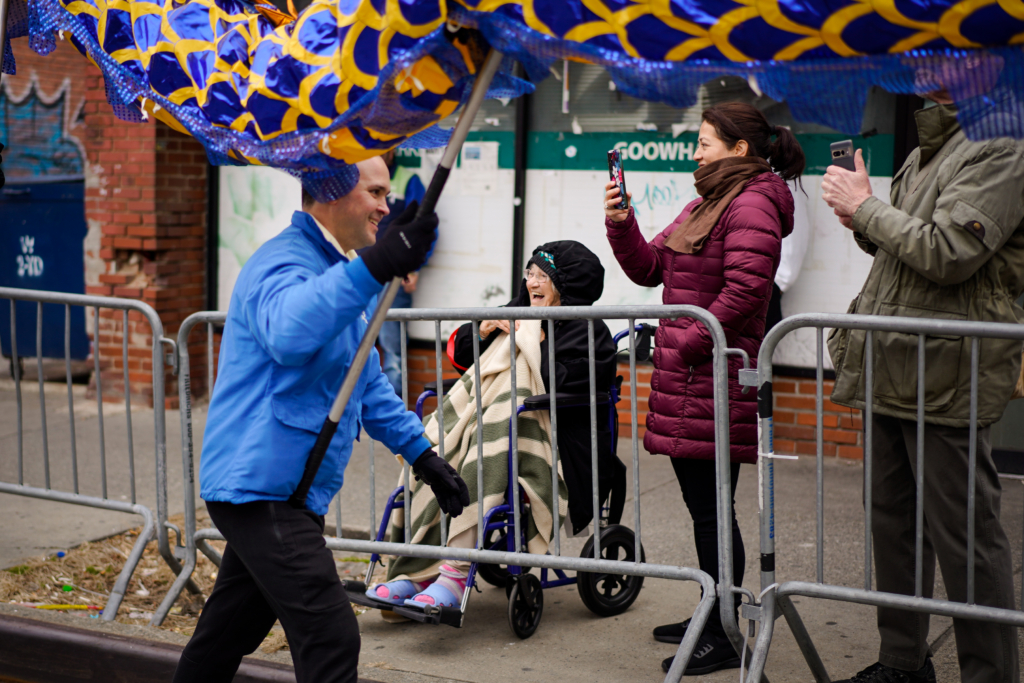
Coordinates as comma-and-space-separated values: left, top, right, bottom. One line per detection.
660, 631, 741, 676
653, 618, 691, 644
835, 659, 936, 683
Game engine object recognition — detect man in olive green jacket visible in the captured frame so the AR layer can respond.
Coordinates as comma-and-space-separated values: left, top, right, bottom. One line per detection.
822, 88, 1024, 683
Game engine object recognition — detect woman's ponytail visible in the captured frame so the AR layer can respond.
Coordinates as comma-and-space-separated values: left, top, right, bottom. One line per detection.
768, 125, 805, 182
701, 103, 806, 184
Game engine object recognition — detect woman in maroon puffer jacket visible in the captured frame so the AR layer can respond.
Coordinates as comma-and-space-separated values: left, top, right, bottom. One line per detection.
604, 102, 802, 676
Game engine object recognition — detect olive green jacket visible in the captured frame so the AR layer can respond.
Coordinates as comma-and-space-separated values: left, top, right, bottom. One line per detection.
828, 104, 1024, 427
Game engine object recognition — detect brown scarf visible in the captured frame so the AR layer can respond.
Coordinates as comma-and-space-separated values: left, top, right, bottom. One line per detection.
664, 156, 772, 254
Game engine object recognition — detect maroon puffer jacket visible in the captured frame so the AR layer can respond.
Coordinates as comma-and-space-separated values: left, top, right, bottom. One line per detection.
606, 172, 794, 463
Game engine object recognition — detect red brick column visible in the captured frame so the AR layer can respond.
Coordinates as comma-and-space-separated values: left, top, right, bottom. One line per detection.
771, 377, 864, 459
84, 104, 208, 408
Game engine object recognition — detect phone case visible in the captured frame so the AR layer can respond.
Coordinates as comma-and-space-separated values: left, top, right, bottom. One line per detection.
829, 140, 857, 172
607, 149, 628, 210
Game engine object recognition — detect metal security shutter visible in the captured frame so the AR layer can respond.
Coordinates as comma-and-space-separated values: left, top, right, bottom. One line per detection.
527, 63, 894, 136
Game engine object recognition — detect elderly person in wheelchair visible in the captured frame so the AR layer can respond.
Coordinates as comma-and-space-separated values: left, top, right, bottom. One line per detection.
361, 241, 645, 637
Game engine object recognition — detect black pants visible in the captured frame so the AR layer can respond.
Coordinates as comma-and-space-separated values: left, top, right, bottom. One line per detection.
671, 458, 744, 635
870, 415, 1018, 681
173, 501, 360, 683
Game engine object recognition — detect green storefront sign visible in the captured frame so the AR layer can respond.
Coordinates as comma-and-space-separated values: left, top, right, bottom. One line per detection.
398, 131, 893, 176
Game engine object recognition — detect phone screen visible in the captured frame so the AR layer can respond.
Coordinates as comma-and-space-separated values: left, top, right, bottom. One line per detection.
607, 149, 629, 210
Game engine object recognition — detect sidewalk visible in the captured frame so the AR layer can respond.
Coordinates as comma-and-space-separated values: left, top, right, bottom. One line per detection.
1, 380, 1021, 681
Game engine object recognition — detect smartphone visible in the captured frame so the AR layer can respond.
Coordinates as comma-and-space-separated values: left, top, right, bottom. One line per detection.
607, 149, 629, 210
829, 140, 856, 172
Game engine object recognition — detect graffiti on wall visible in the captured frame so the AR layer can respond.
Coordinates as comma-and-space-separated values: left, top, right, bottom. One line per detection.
0, 74, 85, 180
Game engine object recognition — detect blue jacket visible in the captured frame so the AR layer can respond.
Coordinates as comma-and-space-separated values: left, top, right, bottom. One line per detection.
200, 211, 431, 515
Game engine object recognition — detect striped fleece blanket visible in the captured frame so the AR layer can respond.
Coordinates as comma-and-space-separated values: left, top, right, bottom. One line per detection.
385, 318, 568, 582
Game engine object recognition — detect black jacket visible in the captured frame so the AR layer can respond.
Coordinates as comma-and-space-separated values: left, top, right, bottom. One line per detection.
450, 241, 625, 534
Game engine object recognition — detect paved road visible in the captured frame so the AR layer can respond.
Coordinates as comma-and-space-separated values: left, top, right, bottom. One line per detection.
2, 379, 1022, 681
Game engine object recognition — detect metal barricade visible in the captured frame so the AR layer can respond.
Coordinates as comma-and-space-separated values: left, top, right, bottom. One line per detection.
736, 313, 1024, 682
163, 305, 743, 682
0, 286, 189, 619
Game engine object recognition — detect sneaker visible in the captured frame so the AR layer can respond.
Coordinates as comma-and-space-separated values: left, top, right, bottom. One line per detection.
660, 630, 740, 676
835, 659, 936, 683
653, 618, 691, 644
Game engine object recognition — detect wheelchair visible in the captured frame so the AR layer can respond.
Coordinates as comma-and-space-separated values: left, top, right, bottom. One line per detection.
346, 324, 654, 639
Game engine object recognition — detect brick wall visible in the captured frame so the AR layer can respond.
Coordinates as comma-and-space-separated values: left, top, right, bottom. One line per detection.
87, 122, 208, 408
9, 39, 208, 408
771, 377, 864, 459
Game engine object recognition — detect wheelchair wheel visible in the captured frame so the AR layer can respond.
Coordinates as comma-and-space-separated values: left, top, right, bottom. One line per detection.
477, 514, 511, 587
577, 525, 646, 617
507, 573, 544, 639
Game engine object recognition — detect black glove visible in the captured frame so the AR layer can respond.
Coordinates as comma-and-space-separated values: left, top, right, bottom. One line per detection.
412, 449, 470, 517
361, 201, 438, 284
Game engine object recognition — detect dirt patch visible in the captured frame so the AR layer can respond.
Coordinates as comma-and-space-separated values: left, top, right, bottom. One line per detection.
1, 509, 387, 653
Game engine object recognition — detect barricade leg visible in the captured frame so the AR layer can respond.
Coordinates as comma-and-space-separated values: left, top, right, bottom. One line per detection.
103, 507, 157, 620
774, 593, 829, 683
663, 572, 717, 683
743, 587, 777, 682
196, 531, 224, 567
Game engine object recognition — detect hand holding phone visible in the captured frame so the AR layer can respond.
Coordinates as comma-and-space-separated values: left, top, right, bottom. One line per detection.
607, 149, 629, 210
822, 140, 873, 223
605, 149, 631, 223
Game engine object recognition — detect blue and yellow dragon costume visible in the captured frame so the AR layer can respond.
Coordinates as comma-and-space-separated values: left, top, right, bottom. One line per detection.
4, 0, 1024, 198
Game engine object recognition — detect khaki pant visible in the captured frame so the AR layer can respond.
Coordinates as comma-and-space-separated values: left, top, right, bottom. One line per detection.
870, 414, 1018, 682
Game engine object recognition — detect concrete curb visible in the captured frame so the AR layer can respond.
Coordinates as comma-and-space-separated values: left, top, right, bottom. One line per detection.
0, 613, 380, 683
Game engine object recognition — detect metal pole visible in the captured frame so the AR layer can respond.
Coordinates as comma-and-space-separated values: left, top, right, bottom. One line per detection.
207, 322, 215, 398
37, 302, 49, 489
94, 307, 107, 499
65, 305, 78, 494
712, 315, 745, 666
400, 320, 408, 407
401, 319, 411, 543
966, 337, 978, 604
123, 310, 136, 504
11, 300, 23, 485
287, 50, 504, 508
588, 319, 600, 559
864, 330, 873, 591
472, 321, 484, 547
548, 318, 559, 556
435, 320, 447, 547
510, 317, 521, 552
0, 0, 10, 80
335, 492, 343, 539
368, 436, 375, 536
628, 321, 641, 563
815, 328, 824, 584
914, 335, 926, 598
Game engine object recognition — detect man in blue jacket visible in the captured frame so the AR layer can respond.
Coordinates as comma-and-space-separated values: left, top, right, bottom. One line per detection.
173, 157, 469, 683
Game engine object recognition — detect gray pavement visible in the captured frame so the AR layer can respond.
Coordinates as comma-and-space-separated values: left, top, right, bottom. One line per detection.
2, 379, 1022, 681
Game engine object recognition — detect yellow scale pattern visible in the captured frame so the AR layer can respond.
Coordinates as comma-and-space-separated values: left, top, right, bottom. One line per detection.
52, 0, 1024, 165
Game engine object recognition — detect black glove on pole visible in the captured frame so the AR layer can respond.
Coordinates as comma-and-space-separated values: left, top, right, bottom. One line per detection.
289, 49, 504, 510
360, 201, 438, 284
413, 450, 471, 517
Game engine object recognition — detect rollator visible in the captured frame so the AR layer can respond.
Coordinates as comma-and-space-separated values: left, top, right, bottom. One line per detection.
346, 324, 655, 638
